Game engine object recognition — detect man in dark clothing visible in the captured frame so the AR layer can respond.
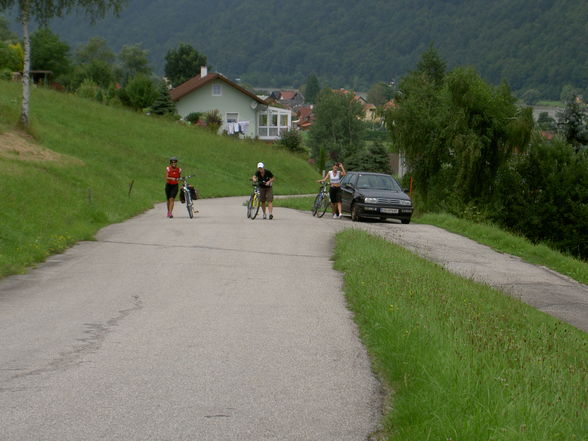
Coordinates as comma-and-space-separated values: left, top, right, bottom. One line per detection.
252, 162, 275, 219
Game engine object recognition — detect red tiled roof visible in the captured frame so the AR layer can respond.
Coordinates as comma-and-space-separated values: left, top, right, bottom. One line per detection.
280, 90, 297, 100
170, 72, 267, 105
297, 105, 314, 122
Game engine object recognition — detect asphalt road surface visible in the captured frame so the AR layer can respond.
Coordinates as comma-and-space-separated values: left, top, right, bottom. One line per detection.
0, 197, 381, 441
2, 197, 587, 441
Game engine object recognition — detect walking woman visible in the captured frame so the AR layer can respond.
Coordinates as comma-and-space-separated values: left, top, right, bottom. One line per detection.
318, 162, 346, 218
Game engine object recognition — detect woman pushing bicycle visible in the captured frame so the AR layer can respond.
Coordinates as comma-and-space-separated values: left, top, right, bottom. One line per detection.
164, 156, 181, 218
317, 162, 346, 218
252, 162, 275, 219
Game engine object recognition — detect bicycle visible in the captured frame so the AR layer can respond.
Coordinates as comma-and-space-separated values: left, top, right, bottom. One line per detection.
178, 175, 197, 218
312, 182, 330, 218
247, 182, 261, 219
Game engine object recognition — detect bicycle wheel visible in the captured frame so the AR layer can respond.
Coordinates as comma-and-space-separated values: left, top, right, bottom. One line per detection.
246, 193, 254, 218
317, 193, 330, 218
312, 193, 322, 216
250, 193, 261, 219
185, 191, 194, 218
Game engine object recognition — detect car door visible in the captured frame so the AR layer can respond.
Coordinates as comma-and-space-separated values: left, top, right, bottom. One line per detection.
341, 173, 357, 213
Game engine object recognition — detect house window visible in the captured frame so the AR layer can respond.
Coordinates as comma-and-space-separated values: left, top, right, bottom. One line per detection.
226, 112, 238, 123
258, 107, 291, 138
212, 84, 222, 96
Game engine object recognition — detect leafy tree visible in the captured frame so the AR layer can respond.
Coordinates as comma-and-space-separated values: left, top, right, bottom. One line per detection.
304, 73, 320, 104
345, 142, 391, 173
117, 43, 150, 85
123, 73, 158, 110
367, 82, 394, 106
560, 84, 582, 104
388, 50, 532, 206
493, 136, 588, 259
67, 36, 117, 89
0, 0, 126, 126
521, 88, 541, 105
308, 89, 365, 162
148, 81, 175, 116
557, 97, 588, 152
0, 41, 22, 71
537, 112, 556, 132
75, 36, 114, 65
416, 45, 446, 88
0, 14, 16, 40
30, 27, 70, 79
164, 43, 206, 87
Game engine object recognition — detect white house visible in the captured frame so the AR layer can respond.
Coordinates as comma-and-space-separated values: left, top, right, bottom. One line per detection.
170, 67, 292, 141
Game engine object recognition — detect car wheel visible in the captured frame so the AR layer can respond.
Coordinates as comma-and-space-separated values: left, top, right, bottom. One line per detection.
351, 204, 360, 222
401, 218, 410, 224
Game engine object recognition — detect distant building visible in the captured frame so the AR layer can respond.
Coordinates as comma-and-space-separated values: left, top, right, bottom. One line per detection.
170, 67, 292, 141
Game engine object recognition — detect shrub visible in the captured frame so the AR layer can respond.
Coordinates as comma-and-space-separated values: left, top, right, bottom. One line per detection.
124, 74, 158, 111
185, 112, 202, 124
278, 128, 304, 152
204, 109, 222, 132
75, 79, 101, 100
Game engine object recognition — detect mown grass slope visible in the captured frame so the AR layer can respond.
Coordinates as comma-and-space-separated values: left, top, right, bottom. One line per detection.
335, 230, 588, 441
0, 80, 319, 277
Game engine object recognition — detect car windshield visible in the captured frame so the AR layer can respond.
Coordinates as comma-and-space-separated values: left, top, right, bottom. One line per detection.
357, 174, 401, 191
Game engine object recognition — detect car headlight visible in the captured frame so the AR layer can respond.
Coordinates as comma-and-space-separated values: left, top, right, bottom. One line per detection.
364, 197, 378, 204
399, 200, 412, 206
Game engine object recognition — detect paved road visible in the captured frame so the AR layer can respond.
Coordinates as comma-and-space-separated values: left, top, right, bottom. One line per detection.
2, 197, 587, 441
0, 197, 381, 441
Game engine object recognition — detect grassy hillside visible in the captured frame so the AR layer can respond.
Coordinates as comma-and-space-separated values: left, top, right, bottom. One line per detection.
0, 80, 319, 277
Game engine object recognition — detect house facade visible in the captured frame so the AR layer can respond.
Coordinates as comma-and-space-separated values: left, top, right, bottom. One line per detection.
170, 67, 292, 141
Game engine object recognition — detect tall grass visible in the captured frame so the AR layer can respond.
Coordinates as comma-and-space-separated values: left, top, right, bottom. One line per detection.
417, 212, 588, 285
0, 80, 319, 276
335, 230, 588, 441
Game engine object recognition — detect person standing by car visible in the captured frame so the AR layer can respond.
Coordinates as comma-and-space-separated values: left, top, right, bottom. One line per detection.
318, 162, 346, 218
252, 162, 275, 219
165, 157, 181, 218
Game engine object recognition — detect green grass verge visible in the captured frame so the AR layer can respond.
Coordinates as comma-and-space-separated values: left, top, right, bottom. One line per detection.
272, 195, 315, 211
416, 212, 588, 286
0, 80, 320, 277
334, 230, 588, 441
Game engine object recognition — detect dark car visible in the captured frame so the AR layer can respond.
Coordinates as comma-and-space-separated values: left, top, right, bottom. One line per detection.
340, 171, 413, 223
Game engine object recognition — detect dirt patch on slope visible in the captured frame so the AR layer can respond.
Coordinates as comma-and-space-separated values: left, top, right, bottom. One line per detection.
0, 131, 83, 165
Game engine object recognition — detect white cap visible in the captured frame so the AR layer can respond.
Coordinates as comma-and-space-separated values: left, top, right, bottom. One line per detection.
257, 162, 264, 168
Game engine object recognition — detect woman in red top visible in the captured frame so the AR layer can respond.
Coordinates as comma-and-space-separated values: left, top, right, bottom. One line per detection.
164, 157, 181, 218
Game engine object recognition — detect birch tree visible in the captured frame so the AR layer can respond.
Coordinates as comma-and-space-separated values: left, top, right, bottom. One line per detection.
0, 0, 126, 126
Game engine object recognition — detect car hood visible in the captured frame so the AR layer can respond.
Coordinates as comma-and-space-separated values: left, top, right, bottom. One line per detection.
356, 188, 411, 201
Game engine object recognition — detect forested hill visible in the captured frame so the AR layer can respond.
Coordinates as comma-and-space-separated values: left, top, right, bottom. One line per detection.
21, 0, 588, 98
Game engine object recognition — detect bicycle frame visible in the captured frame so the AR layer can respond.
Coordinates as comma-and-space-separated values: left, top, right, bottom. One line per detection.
312, 183, 330, 218
247, 183, 261, 219
178, 175, 196, 218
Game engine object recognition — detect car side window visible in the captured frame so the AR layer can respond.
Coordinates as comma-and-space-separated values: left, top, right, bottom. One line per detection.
340, 173, 350, 186
349, 173, 358, 187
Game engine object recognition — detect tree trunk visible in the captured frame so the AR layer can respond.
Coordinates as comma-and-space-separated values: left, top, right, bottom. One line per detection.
20, 1, 30, 127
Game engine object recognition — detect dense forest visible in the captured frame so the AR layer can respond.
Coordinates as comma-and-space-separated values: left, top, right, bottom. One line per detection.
5, 0, 588, 99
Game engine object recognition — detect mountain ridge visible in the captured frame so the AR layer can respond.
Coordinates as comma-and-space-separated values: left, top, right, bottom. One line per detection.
7, 0, 588, 99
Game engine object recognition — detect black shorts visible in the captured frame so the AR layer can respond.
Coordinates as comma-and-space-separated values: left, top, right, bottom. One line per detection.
165, 183, 179, 199
329, 186, 342, 203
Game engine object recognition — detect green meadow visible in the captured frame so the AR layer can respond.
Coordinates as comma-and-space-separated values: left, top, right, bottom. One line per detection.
0, 80, 319, 276
335, 230, 588, 441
